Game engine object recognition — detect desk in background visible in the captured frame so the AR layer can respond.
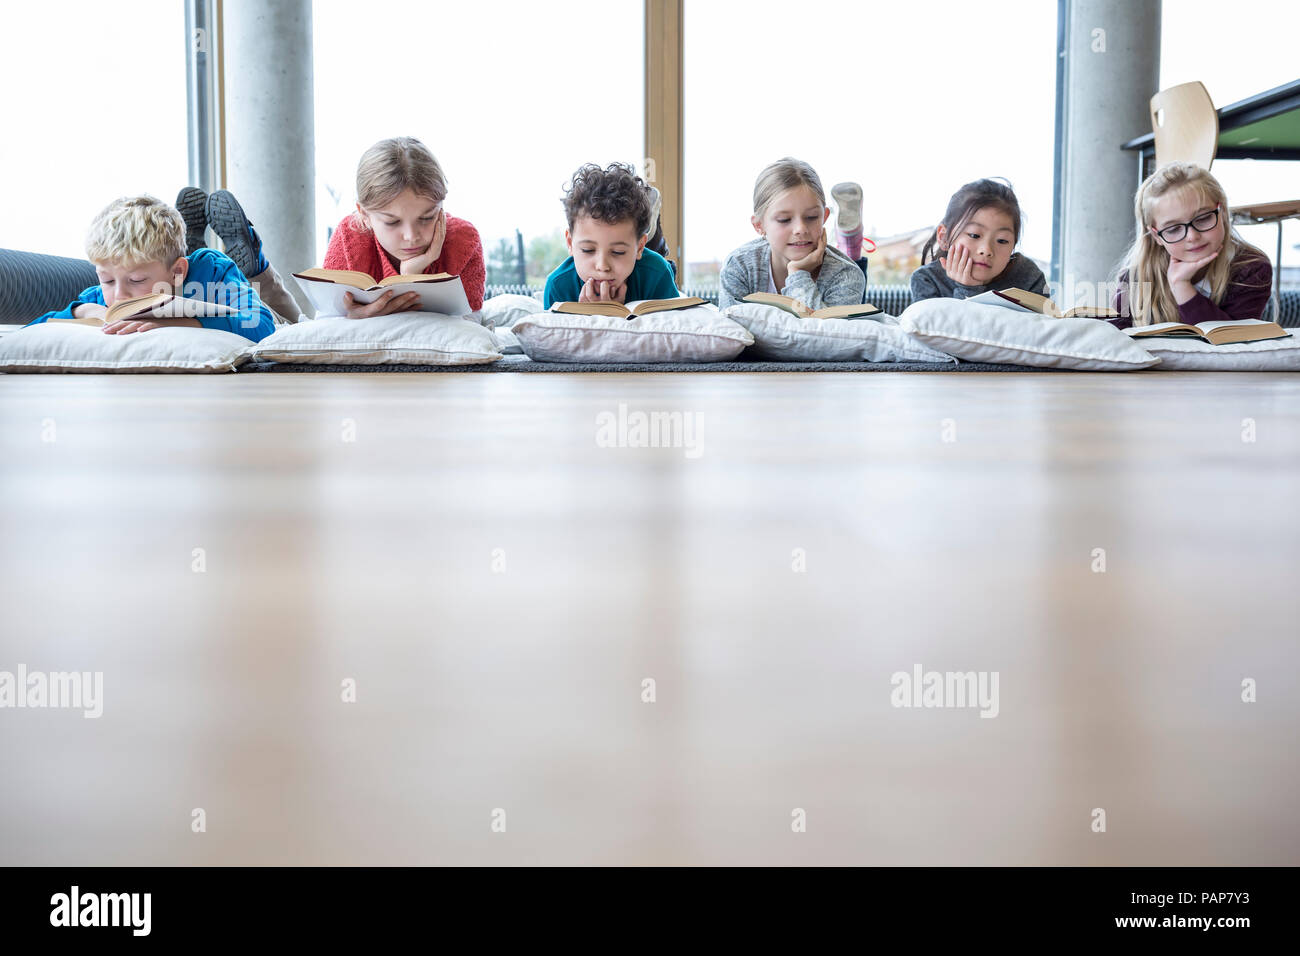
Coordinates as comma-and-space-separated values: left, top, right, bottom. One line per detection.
1122, 78, 1300, 186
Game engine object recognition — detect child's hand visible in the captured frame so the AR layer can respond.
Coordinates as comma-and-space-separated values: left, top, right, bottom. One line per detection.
102, 319, 161, 334
398, 210, 447, 276
787, 229, 827, 274
1166, 250, 1218, 292
343, 289, 421, 319
940, 244, 979, 287
578, 278, 628, 304
101, 317, 200, 334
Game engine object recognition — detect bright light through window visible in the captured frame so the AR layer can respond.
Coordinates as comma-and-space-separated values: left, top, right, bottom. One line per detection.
0, 2, 187, 259
312, 0, 644, 288
1162, 0, 1300, 287
684, 0, 1057, 290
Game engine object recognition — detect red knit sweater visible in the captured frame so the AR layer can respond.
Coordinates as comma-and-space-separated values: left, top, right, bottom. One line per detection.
323, 213, 486, 312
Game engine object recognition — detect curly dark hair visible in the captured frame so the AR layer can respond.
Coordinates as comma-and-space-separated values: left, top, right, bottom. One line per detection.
562, 163, 653, 236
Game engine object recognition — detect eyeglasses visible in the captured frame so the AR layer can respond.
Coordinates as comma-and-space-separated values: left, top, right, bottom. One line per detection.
1153, 205, 1220, 243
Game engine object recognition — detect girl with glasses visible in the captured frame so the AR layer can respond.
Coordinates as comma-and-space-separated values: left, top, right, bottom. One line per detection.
1112, 162, 1271, 328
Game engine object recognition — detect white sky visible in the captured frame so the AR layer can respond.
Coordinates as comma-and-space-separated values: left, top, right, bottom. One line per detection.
0, 0, 1295, 282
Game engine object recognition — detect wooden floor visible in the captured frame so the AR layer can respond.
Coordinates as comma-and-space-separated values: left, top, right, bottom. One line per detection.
1, 370, 1297, 865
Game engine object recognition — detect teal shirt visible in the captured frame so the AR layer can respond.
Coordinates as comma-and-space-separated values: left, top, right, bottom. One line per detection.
543, 248, 679, 309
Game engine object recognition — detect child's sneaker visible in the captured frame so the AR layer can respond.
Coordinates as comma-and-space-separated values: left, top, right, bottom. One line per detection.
831, 181, 863, 260
175, 187, 209, 256
643, 184, 673, 264
206, 189, 269, 277
645, 184, 663, 239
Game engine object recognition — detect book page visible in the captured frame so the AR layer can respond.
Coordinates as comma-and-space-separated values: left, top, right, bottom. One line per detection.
143, 295, 239, 319
1061, 306, 1120, 319
376, 273, 453, 287
812, 303, 883, 319
967, 290, 1037, 314
628, 297, 706, 315
1201, 320, 1290, 345
293, 268, 378, 290
47, 315, 105, 327
1125, 322, 1205, 338
995, 289, 1059, 316
742, 292, 809, 317
105, 293, 171, 322
298, 275, 472, 318
552, 301, 633, 318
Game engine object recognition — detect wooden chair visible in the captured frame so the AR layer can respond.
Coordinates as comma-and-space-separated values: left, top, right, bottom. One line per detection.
1150, 81, 1219, 169
1150, 81, 1298, 321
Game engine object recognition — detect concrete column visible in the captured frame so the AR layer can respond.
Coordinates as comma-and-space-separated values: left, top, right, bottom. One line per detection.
223, 0, 315, 309
1057, 0, 1160, 304
185, 0, 221, 193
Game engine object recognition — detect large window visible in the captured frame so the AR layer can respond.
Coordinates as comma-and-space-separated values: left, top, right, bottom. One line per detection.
0, 2, 188, 258
1161, 0, 1299, 287
312, 0, 644, 287
683, 0, 1058, 289
7, 2, 1291, 293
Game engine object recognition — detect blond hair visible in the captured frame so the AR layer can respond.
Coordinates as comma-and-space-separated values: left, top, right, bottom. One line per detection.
85, 195, 185, 267
752, 157, 826, 219
351, 136, 448, 229
1119, 162, 1268, 326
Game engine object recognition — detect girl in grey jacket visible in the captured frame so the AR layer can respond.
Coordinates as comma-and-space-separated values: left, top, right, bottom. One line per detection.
718, 158, 866, 312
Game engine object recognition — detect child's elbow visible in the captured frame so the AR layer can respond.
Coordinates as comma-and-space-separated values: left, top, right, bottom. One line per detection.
235, 312, 275, 343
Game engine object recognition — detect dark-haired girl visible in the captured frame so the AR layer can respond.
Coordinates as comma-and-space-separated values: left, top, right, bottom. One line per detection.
909, 179, 1047, 302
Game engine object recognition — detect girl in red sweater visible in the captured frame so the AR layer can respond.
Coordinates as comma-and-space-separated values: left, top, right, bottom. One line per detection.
323, 136, 486, 316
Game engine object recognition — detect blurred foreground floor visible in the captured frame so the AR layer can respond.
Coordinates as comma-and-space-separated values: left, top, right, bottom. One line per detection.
1, 370, 1297, 865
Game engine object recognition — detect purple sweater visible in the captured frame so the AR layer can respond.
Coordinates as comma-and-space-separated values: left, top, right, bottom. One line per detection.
1110, 251, 1273, 329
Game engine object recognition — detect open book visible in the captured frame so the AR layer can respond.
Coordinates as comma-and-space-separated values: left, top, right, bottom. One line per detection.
293, 268, 472, 317
551, 296, 707, 318
742, 292, 883, 320
969, 288, 1118, 319
48, 293, 237, 325
1125, 319, 1291, 345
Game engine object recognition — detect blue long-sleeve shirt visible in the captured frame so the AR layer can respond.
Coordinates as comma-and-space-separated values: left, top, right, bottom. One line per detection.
29, 248, 276, 342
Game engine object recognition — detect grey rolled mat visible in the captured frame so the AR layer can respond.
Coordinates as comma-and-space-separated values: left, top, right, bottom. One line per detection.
240, 358, 1069, 373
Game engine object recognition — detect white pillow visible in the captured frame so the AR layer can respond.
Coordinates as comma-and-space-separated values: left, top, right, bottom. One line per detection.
492, 326, 523, 354
897, 298, 1160, 370
725, 302, 956, 363
476, 293, 543, 329
1139, 322, 1300, 371
511, 304, 753, 363
246, 312, 502, 365
0, 322, 251, 373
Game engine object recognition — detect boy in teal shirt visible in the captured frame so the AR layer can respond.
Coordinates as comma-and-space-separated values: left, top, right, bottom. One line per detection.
543, 163, 680, 309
